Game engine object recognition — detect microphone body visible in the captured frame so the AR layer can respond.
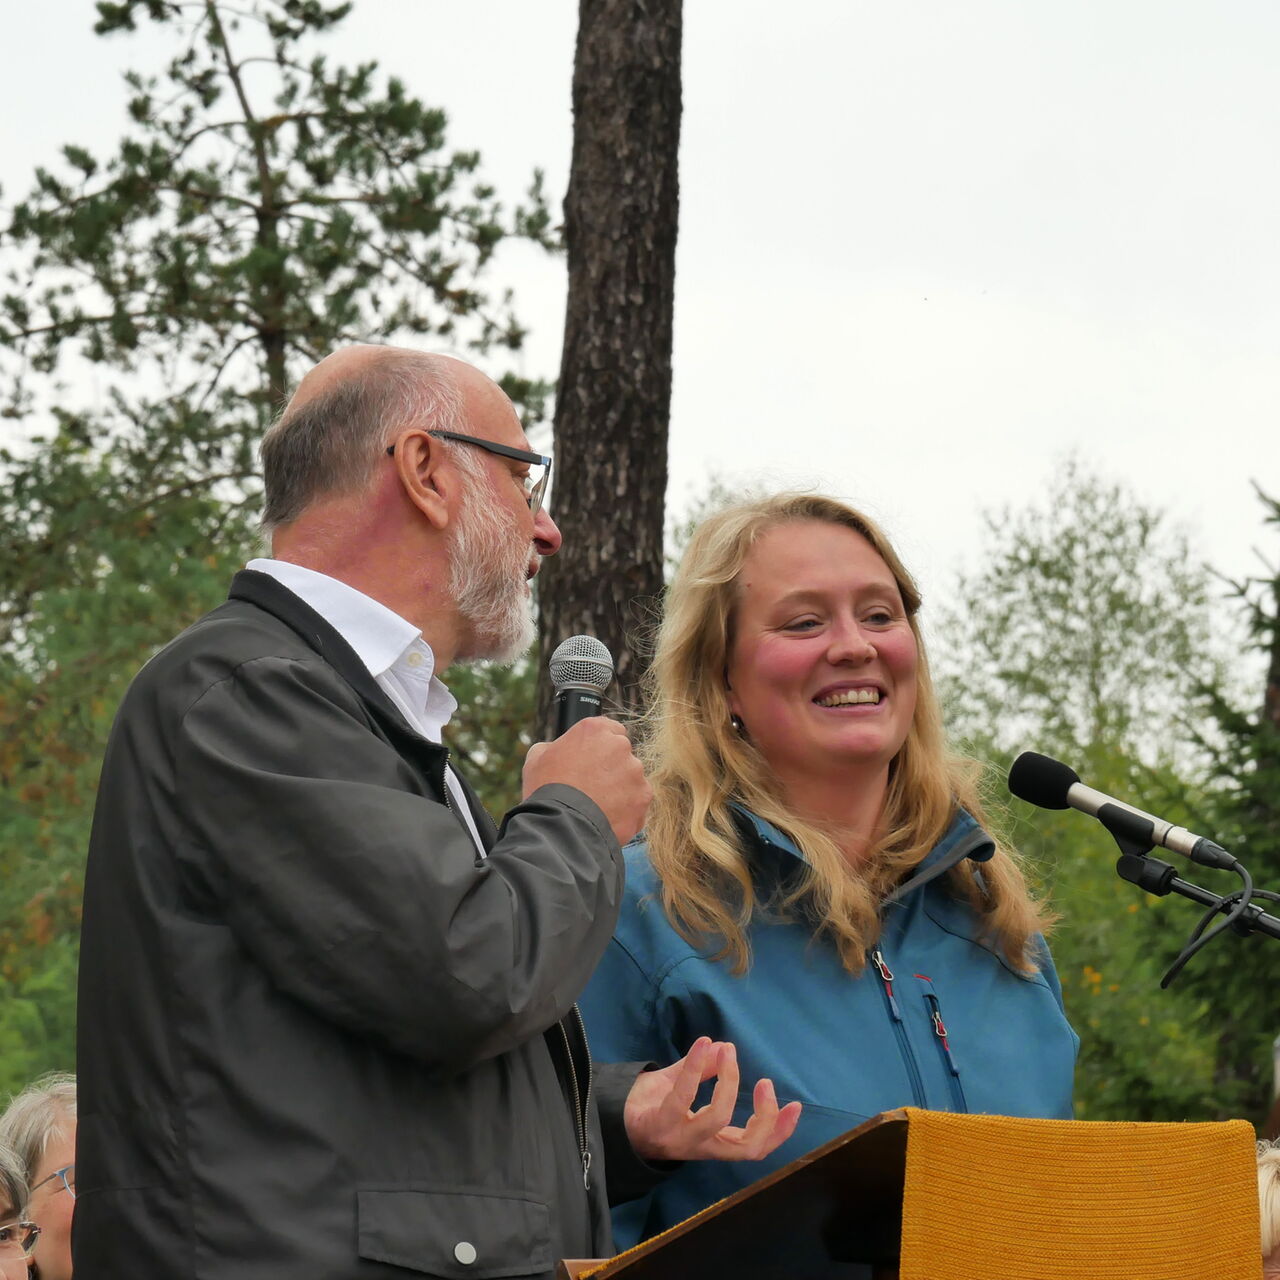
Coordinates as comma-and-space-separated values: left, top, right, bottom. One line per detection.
549, 636, 615, 739
1007, 751, 1237, 871
554, 686, 604, 736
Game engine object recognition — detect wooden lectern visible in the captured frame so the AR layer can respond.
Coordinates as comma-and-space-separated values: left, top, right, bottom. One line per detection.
559, 1106, 1261, 1280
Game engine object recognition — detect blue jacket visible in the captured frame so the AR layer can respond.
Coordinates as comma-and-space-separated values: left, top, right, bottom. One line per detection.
580, 808, 1078, 1246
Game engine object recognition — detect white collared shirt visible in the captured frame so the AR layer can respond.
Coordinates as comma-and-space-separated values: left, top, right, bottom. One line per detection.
246, 558, 487, 855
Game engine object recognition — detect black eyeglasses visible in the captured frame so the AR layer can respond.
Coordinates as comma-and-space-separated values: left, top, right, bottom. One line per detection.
0, 1219, 41, 1258
31, 1163, 75, 1200
386, 430, 552, 515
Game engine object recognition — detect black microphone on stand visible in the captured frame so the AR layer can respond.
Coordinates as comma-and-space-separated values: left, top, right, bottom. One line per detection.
549, 636, 615, 738
1007, 751, 1238, 871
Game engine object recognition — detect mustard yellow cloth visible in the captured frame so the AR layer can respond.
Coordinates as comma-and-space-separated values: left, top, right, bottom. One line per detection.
899, 1107, 1260, 1280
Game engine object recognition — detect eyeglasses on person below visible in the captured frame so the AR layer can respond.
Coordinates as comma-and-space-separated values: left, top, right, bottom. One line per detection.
386, 430, 552, 516
0, 1219, 41, 1258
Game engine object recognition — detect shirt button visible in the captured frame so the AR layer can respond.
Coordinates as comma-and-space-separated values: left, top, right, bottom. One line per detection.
406, 651, 425, 668
454, 1241, 477, 1265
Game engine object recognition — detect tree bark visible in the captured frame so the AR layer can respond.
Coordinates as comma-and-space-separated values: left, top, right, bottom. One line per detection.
535, 0, 682, 734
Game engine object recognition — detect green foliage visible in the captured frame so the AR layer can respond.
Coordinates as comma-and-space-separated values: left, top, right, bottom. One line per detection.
936, 460, 1236, 1119
998, 759, 1225, 1120
4, 0, 552, 427
444, 658, 537, 820
1178, 486, 1280, 1117
0, 0, 551, 1092
938, 456, 1225, 773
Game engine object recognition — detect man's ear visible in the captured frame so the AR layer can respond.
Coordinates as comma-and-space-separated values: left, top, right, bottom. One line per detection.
390, 431, 453, 531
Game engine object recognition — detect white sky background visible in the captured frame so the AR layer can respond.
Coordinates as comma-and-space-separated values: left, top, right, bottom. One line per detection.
3, 1, 1278, 623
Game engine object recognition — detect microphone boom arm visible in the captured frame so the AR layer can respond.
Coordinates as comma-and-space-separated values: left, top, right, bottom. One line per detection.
1112, 851, 1280, 942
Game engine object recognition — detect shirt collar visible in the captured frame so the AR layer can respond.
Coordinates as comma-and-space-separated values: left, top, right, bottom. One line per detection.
247, 559, 422, 677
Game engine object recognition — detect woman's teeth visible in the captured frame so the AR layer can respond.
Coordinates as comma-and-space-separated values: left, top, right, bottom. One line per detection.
814, 689, 880, 707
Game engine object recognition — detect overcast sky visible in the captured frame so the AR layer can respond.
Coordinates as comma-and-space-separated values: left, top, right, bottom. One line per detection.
3, 1, 1278, 617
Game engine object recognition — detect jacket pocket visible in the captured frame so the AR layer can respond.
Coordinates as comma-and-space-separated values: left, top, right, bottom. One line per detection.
913, 974, 969, 1113
357, 1185, 552, 1278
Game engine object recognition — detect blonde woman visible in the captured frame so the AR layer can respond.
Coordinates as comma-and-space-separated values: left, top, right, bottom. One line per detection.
581, 493, 1078, 1245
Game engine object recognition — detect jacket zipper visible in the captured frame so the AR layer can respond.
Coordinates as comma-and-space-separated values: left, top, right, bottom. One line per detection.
919, 982, 968, 1113
559, 1006, 594, 1189
438, 748, 454, 814
870, 947, 926, 1106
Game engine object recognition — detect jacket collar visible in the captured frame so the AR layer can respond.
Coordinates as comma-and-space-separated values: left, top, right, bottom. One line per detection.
729, 804, 805, 860
729, 801, 994, 904
227, 569, 500, 847
228, 569, 411, 729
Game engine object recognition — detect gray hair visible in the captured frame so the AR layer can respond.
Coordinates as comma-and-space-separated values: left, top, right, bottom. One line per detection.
1262, 1138, 1280, 1265
0, 1141, 25, 1219
0, 1072, 77, 1182
259, 349, 464, 536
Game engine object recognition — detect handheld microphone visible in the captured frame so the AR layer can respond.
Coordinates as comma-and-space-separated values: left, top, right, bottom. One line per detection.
549, 636, 614, 738
1007, 751, 1237, 871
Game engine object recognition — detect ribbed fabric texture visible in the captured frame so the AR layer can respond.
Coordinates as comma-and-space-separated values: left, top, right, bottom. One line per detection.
899, 1107, 1260, 1280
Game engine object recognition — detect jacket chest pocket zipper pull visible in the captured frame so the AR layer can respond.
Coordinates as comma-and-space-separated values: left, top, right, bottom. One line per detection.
871, 949, 902, 1022
917, 980, 967, 1111
929, 1003, 960, 1077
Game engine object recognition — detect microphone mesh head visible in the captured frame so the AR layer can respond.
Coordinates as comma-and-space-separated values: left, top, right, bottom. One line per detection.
1007, 751, 1080, 810
548, 635, 614, 693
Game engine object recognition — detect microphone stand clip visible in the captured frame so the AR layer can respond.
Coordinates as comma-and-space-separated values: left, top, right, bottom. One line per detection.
1091, 802, 1280, 986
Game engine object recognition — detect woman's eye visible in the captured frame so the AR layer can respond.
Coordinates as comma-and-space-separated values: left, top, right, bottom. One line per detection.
785, 618, 820, 631
0, 1227, 14, 1244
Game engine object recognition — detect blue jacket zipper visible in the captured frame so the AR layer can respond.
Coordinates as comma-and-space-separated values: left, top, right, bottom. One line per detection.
916, 976, 968, 1113
871, 947, 926, 1107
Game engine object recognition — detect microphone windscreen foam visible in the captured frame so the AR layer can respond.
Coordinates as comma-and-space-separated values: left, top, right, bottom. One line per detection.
1007, 751, 1080, 810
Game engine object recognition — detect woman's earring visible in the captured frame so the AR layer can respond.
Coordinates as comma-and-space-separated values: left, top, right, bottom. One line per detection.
730, 713, 746, 736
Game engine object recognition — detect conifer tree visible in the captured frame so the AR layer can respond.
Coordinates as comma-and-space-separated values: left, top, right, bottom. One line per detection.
0, 0, 549, 1090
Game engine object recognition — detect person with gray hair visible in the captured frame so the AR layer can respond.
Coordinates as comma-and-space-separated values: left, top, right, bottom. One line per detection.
1261, 1138, 1280, 1278
0, 1140, 37, 1280
0, 1073, 75, 1280
76, 346, 798, 1279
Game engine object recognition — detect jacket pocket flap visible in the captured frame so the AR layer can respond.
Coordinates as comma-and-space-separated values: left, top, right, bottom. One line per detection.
357, 1186, 551, 1278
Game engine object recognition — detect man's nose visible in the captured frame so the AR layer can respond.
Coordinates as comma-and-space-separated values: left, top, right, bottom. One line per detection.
533, 507, 563, 557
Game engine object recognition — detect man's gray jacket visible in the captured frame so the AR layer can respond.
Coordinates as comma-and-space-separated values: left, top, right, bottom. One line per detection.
75, 570, 648, 1279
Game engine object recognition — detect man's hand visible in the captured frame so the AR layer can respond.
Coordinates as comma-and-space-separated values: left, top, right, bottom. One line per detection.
623, 1037, 803, 1163
522, 718, 651, 846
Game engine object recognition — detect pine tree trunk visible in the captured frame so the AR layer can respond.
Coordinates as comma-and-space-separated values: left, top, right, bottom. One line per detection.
535, 0, 682, 735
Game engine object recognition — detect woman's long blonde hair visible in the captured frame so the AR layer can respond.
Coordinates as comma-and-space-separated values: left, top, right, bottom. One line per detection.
641, 492, 1051, 975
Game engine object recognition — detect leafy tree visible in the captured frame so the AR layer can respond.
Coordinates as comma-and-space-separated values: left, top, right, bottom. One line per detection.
444, 659, 537, 820
938, 456, 1227, 774
0, 0, 550, 1093
935, 459, 1233, 1119
1184, 486, 1280, 1119
534, 0, 683, 731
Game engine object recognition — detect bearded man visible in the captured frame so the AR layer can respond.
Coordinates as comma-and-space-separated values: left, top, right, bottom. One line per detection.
74, 348, 798, 1280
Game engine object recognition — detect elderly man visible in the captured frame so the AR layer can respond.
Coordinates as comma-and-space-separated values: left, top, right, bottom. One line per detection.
76, 348, 799, 1279
0, 1074, 76, 1280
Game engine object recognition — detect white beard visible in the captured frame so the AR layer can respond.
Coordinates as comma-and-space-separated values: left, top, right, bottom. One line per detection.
448, 493, 536, 664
